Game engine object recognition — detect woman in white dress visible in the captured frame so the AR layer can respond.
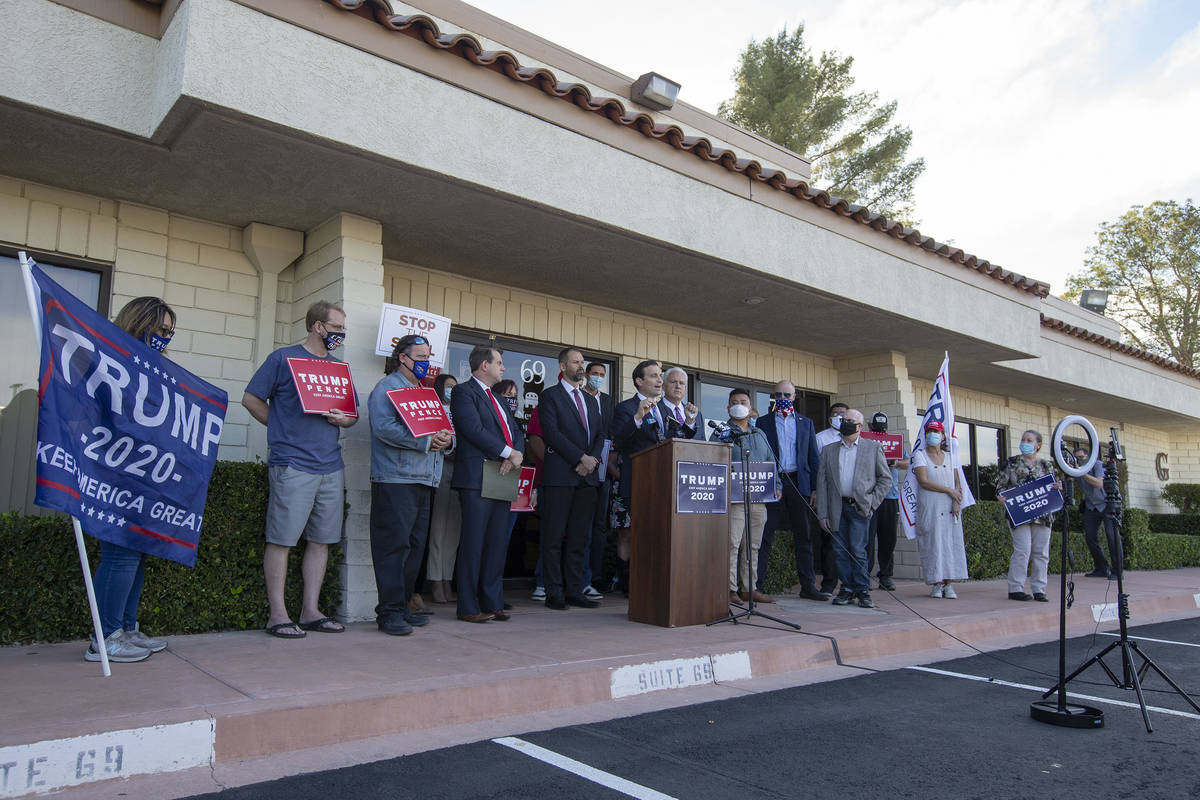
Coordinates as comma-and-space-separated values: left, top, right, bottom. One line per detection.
911, 420, 969, 598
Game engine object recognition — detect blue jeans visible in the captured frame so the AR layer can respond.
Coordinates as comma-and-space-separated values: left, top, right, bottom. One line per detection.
93, 540, 146, 637
834, 500, 871, 595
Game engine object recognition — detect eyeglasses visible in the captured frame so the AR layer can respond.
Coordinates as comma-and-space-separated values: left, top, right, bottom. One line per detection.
322, 321, 346, 333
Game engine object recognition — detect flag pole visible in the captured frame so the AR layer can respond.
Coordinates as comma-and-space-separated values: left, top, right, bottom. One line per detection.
19, 252, 110, 677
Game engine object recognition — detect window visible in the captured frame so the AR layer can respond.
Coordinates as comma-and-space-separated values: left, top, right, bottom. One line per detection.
917, 409, 1006, 500
1, 252, 109, 406
689, 370, 828, 431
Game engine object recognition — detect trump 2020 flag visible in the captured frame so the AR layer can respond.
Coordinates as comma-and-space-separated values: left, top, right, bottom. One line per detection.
899, 353, 975, 540
29, 262, 227, 566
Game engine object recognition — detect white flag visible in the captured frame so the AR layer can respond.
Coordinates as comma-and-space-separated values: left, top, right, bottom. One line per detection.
900, 353, 975, 539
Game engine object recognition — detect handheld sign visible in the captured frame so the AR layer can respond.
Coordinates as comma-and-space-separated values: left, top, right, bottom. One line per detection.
374, 303, 451, 366
676, 460, 728, 514
730, 462, 778, 504
287, 357, 357, 417
510, 466, 537, 512
999, 474, 1064, 527
385, 386, 454, 437
28, 262, 227, 567
859, 431, 904, 459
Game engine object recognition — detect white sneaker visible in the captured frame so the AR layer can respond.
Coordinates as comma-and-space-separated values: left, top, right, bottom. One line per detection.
583, 585, 603, 600
530, 585, 546, 601
124, 625, 168, 652
929, 584, 944, 598
942, 584, 958, 599
84, 630, 151, 663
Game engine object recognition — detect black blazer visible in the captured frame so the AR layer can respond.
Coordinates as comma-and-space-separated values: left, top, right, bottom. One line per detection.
449, 378, 525, 491
538, 382, 606, 487
755, 412, 821, 495
612, 395, 663, 500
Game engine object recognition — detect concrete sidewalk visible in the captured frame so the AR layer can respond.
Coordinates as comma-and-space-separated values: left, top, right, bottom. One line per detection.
3, 568, 1199, 798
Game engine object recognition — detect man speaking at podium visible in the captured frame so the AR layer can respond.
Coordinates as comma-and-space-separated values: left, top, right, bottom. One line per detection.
537, 347, 607, 610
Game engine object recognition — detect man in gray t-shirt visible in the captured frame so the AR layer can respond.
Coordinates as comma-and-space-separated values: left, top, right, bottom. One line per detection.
243, 301, 359, 638
1075, 449, 1118, 579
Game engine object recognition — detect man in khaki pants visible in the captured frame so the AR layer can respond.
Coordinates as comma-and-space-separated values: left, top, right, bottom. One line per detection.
711, 389, 780, 605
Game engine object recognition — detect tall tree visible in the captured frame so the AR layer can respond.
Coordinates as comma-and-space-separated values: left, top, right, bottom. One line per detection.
719, 26, 925, 222
1064, 200, 1200, 368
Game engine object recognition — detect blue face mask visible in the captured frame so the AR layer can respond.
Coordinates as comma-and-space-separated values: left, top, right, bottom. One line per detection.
587, 375, 604, 391
1020, 442, 1037, 456
148, 333, 172, 353
503, 396, 518, 414
925, 433, 942, 448
410, 360, 431, 380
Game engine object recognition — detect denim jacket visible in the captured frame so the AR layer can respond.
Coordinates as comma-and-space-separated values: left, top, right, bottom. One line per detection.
368, 371, 454, 485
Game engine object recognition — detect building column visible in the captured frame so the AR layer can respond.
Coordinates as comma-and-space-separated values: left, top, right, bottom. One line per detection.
243, 222, 304, 462
292, 213, 385, 620
832, 351, 923, 581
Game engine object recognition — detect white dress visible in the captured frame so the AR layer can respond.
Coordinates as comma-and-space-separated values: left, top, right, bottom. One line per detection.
911, 448, 968, 584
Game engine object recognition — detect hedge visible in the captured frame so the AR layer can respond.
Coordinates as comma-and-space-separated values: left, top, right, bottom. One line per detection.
1148, 514, 1200, 537
0, 461, 341, 646
758, 502, 1196, 593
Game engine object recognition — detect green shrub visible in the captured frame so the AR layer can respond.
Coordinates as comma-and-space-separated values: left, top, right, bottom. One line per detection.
0, 461, 341, 645
1161, 483, 1200, 513
1148, 513, 1200, 536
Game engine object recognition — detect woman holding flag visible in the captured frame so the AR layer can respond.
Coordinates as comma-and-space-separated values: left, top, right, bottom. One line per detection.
996, 430, 1062, 602
85, 296, 177, 664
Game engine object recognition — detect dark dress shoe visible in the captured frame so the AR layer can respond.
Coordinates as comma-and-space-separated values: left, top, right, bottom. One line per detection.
820, 582, 838, 595
1008, 592, 1033, 601
856, 593, 875, 609
545, 596, 568, 610
878, 578, 896, 591
566, 595, 600, 608
1033, 593, 1049, 602
456, 612, 493, 623
489, 610, 511, 621
1084, 569, 1110, 578
503, 602, 513, 611
799, 587, 831, 601
832, 589, 855, 606
378, 618, 413, 636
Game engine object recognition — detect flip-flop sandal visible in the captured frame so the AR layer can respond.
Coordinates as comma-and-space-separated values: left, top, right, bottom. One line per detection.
298, 616, 345, 633
266, 622, 306, 639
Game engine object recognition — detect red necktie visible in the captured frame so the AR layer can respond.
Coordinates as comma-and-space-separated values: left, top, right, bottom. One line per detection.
485, 388, 513, 447
573, 388, 589, 438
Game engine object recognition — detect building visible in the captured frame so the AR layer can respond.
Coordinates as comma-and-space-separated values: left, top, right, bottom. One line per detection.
3, 0, 1197, 618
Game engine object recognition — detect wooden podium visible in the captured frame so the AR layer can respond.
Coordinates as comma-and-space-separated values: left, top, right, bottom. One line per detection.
628, 438, 730, 627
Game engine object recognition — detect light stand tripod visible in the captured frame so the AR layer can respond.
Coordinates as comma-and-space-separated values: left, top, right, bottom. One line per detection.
708, 425, 801, 631
1039, 427, 1200, 732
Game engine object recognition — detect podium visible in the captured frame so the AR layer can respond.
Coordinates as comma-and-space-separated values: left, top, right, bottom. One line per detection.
628, 438, 730, 627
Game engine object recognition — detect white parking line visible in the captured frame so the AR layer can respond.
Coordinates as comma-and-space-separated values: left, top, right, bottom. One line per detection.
907, 666, 1200, 721
1099, 632, 1200, 648
493, 736, 678, 800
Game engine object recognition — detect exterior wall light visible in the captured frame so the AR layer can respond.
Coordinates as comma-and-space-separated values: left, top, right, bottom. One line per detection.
631, 72, 681, 111
1079, 289, 1109, 315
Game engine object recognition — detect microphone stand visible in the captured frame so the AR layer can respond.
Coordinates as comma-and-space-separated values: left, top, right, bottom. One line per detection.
708, 424, 801, 631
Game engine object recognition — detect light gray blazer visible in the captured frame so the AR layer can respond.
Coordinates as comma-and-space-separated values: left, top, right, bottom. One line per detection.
816, 437, 893, 530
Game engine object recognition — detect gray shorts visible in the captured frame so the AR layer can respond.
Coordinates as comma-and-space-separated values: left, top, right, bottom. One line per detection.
265, 465, 345, 547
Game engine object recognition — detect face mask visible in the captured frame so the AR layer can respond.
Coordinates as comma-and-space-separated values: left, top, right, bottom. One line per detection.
321, 325, 345, 351
774, 397, 794, 413
1020, 442, 1037, 456
409, 359, 431, 379
839, 418, 859, 436
925, 433, 942, 448
503, 397, 518, 414
830, 413, 843, 429
729, 404, 751, 420
442, 389, 453, 403
587, 375, 604, 391
148, 333, 172, 353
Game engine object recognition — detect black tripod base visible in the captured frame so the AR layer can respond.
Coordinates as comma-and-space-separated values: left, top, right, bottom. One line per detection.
1030, 700, 1104, 728
708, 603, 801, 631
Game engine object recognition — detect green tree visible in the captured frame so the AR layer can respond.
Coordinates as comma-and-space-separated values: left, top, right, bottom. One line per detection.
718, 26, 925, 222
1064, 200, 1200, 368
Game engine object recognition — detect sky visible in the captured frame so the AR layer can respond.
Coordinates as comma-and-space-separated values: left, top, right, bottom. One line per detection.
463, 0, 1200, 295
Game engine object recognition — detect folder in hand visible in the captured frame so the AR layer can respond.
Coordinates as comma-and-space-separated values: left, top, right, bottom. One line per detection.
481, 459, 520, 502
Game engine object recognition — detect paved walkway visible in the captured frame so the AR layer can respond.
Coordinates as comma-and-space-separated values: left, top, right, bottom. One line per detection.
3, 569, 1199, 798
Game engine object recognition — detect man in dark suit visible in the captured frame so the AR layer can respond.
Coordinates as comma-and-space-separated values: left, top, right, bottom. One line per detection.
610, 359, 664, 593
753, 379, 829, 601
659, 366, 704, 440
537, 347, 608, 609
449, 345, 525, 623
